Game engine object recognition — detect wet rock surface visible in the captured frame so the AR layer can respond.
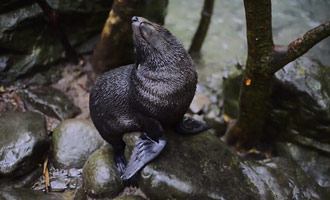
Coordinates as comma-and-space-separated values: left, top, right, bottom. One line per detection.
0, 0, 112, 83
243, 157, 329, 200
0, 111, 49, 177
52, 119, 105, 169
136, 131, 260, 200
270, 57, 330, 153
19, 87, 81, 120
32, 168, 83, 192
82, 145, 124, 199
278, 143, 330, 189
113, 196, 145, 200
0, 188, 63, 200
0, 167, 43, 189
222, 57, 330, 154
132, 131, 330, 200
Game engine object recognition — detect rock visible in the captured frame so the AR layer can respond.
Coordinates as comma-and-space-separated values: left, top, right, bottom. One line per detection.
52, 119, 105, 169
189, 93, 211, 113
123, 132, 141, 159
82, 146, 124, 199
137, 131, 260, 200
50, 180, 68, 192
0, 167, 43, 189
204, 114, 227, 137
114, 196, 145, 200
0, 0, 113, 83
0, 188, 63, 200
243, 157, 329, 200
0, 111, 49, 177
28, 66, 62, 86
136, 131, 329, 200
222, 57, 330, 154
269, 57, 330, 153
19, 87, 81, 120
31, 167, 82, 193
277, 142, 330, 188
68, 168, 83, 178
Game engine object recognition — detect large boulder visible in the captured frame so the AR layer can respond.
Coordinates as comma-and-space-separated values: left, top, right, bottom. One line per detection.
52, 119, 105, 169
130, 131, 329, 200
278, 142, 330, 189
114, 196, 145, 200
0, 188, 63, 200
19, 87, 81, 120
0, 0, 113, 83
136, 131, 259, 200
269, 57, 330, 153
82, 145, 124, 199
0, 111, 49, 178
223, 57, 330, 154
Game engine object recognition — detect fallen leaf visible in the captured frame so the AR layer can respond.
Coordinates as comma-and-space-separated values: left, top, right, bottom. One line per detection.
43, 154, 50, 193
13, 93, 25, 111
10, 99, 17, 106
224, 114, 231, 122
0, 86, 5, 93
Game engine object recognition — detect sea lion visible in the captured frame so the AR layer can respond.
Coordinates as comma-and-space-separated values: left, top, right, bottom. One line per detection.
89, 16, 209, 184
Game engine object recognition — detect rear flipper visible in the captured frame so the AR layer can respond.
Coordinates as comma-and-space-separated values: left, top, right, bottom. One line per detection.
175, 116, 210, 135
112, 144, 138, 187
121, 132, 166, 181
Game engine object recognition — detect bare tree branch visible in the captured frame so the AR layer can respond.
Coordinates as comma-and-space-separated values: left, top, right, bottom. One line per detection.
188, 0, 215, 55
270, 21, 330, 73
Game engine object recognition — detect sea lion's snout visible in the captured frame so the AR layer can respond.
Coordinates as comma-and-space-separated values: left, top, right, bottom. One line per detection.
132, 16, 138, 23
132, 16, 156, 41
131, 16, 150, 25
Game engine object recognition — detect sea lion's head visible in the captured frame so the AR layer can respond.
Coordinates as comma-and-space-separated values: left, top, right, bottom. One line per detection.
131, 16, 188, 68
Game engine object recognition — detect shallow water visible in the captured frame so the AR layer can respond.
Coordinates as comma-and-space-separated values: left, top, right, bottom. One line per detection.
165, 0, 330, 83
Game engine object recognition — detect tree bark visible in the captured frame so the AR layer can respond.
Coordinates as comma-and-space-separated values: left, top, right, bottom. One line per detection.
188, 0, 215, 55
92, 0, 139, 73
92, 0, 168, 73
225, 0, 330, 150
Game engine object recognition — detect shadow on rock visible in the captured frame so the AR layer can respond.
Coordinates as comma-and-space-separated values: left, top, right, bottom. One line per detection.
122, 130, 330, 200
0, 111, 49, 182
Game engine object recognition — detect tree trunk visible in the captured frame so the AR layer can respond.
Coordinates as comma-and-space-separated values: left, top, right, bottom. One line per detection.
92, 0, 139, 73
92, 0, 168, 73
188, 0, 215, 56
225, 0, 330, 150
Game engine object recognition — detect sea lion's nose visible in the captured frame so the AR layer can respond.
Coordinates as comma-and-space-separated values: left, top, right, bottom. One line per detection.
132, 16, 139, 23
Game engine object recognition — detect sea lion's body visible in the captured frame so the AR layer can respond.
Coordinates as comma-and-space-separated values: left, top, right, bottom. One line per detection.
89, 16, 208, 184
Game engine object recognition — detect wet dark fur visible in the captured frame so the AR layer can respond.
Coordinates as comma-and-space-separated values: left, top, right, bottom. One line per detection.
90, 19, 197, 143
89, 17, 198, 182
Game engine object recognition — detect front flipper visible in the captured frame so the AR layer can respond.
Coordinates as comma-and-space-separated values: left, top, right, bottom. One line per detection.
121, 132, 166, 180
176, 116, 210, 135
